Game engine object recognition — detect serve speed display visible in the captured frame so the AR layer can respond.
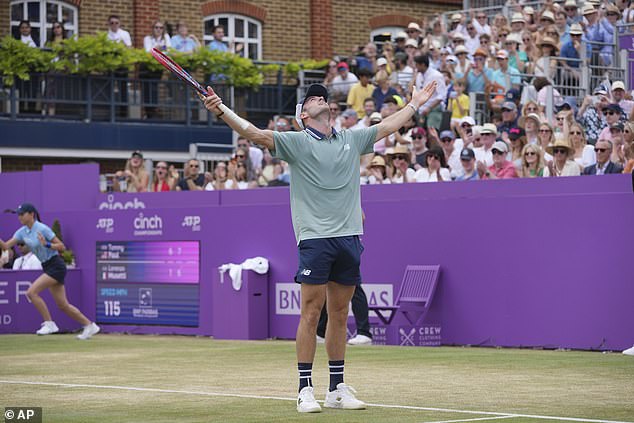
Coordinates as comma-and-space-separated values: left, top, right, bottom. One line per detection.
96, 241, 200, 327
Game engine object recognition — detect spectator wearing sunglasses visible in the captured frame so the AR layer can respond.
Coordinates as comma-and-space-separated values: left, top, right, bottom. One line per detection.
583, 139, 624, 175
176, 159, 205, 191
455, 148, 479, 180
579, 88, 610, 145
388, 145, 415, 183
470, 10, 492, 36
518, 144, 546, 178
12, 242, 42, 270
415, 146, 450, 182
544, 140, 580, 177
362, 155, 391, 185
611, 81, 634, 117
597, 103, 624, 143
410, 127, 428, 169
477, 141, 518, 179
439, 130, 463, 179
568, 122, 597, 170
563, 0, 582, 25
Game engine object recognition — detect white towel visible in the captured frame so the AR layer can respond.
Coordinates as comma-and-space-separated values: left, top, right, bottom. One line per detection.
218, 257, 269, 291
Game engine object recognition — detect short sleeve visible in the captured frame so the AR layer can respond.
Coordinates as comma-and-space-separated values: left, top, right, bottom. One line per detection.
40, 224, 56, 241
355, 126, 378, 155
12, 227, 24, 242
272, 131, 306, 164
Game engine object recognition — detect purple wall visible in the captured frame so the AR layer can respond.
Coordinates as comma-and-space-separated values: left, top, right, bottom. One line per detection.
1, 165, 632, 350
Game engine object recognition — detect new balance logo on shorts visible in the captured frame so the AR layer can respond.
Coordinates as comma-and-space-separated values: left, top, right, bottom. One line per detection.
301, 269, 312, 276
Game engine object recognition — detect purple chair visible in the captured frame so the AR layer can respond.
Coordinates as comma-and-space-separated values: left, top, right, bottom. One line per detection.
368, 265, 440, 325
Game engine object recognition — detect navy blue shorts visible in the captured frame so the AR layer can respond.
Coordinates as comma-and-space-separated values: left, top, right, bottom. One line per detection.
295, 236, 364, 286
42, 255, 67, 285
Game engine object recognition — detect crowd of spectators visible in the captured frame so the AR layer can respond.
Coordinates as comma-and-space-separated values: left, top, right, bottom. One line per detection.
108, 0, 634, 191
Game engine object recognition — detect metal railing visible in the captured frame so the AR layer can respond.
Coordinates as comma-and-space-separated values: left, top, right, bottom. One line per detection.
0, 70, 299, 126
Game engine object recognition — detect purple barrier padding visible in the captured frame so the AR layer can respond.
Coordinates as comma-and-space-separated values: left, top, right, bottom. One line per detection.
40, 164, 99, 212
0, 270, 83, 334
1, 165, 633, 349
96, 190, 221, 210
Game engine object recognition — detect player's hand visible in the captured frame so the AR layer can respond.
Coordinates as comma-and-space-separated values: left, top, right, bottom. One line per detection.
411, 81, 437, 109
202, 86, 224, 115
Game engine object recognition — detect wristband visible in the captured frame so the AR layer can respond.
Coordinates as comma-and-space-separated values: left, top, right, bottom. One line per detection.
218, 104, 250, 130
46, 242, 51, 248
406, 103, 418, 113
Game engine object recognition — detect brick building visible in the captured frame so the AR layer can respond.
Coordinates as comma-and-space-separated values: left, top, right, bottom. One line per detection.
3, 0, 460, 62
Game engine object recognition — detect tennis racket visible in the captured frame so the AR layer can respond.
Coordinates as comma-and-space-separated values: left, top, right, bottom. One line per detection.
151, 48, 208, 97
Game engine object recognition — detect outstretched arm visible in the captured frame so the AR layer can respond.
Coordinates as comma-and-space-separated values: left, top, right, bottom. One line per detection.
201, 87, 275, 150
375, 81, 437, 142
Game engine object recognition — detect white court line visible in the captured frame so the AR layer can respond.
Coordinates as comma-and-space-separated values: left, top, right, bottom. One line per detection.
0, 379, 632, 423
425, 416, 517, 423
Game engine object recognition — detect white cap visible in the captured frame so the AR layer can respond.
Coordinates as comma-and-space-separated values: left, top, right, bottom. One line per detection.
461, 116, 476, 126
395, 31, 408, 40
511, 12, 526, 23
407, 22, 421, 32
612, 81, 626, 91
492, 141, 509, 153
377, 57, 388, 67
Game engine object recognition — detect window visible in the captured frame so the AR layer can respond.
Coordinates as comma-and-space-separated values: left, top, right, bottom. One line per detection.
371, 26, 405, 47
10, 0, 78, 47
203, 14, 262, 61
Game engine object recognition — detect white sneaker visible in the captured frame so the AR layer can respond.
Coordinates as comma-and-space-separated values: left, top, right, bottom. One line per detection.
324, 383, 366, 410
623, 345, 634, 356
76, 322, 100, 340
347, 334, 372, 345
36, 321, 59, 335
297, 386, 321, 413
316, 335, 325, 344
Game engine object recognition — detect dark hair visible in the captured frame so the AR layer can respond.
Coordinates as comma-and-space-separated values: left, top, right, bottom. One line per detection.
51, 21, 66, 39
533, 77, 551, 91
426, 146, 448, 168
414, 54, 430, 67
108, 15, 120, 21
357, 68, 374, 78
19, 20, 31, 28
212, 25, 225, 33
363, 97, 376, 105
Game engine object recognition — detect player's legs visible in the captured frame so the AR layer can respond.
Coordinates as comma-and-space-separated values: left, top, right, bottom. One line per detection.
296, 283, 327, 363
25, 273, 58, 321
324, 282, 355, 361
49, 283, 91, 326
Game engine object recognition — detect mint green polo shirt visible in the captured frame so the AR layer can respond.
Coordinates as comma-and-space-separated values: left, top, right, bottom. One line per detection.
273, 125, 377, 243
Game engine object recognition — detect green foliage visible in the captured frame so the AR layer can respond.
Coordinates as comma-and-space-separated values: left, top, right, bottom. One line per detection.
0, 34, 328, 89
60, 249, 75, 265
0, 36, 55, 85
51, 219, 63, 242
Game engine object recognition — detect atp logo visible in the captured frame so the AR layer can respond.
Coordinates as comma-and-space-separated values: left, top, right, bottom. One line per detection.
182, 215, 201, 232
301, 269, 312, 276
96, 218, 114, 233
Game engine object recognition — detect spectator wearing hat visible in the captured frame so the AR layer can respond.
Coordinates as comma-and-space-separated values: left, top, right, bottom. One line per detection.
410, 127, 428, 168
330, 62, 358, 102
540, 10, 556, 28
474, 123, 498, 166
413, 54, 447, 130
568, 122, 597, 170
113, 151, 149, 192
508, 127, 527, 168
601, 4, 621, 57
491, 50, 521, 92
346, 68, 375, 117
497, 101, 519, 137
597, 103, 624, 143
404, 38, 419, 67
583, 139, 624, 175
519, 112, 541, 145
477, 141, 518, 179
372, 70, 398, 112
505, 33, 527, 73
463, 48, 493, 94
388, 145, 415, 183
519, 144, 546, 177
340, 108, 364, 131
510, 13, 526, 37
362, 155, 391, 185
534, 37, 559, 80
582, 4, 612, 66
611, 81, 634, 117
438, 130, 463, 179
563, 0, 582, 25
415, 145, 450, 182
394, 31, 408, 54
455, 148, 479, 180
544, 139, 580, 177
608, 122, 628, 166
452, 46, 470, 79
406, 22, 423, 45
560, 23, 584, 88
457, 116, 476, 148
579, 88, 610, 144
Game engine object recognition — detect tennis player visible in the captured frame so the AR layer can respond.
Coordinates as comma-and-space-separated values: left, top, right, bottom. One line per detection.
202, 80, 437, 413
0, 203, 100, 340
